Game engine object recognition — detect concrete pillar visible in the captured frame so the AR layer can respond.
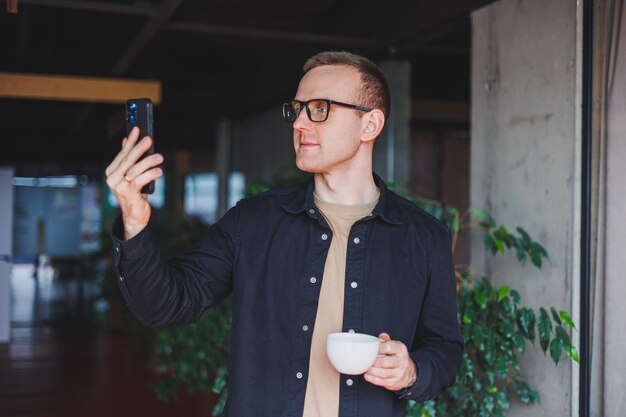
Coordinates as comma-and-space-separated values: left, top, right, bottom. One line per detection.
375, 60, 411, 188
471, 0, 580, 416
0, 167, 15, 343
168, 149, 191, 222
231, 108, 294, 186
215, 119, 232, 218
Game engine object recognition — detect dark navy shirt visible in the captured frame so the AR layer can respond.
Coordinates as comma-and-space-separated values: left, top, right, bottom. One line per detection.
111, 173, 464, 417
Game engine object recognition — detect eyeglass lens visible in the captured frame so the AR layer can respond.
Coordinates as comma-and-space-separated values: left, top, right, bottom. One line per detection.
283, 100, 330, 122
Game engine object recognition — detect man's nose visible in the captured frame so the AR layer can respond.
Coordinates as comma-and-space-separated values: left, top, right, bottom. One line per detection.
293, 108, 311, 131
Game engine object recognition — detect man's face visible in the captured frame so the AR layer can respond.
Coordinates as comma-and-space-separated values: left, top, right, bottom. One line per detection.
292, 65, 365, 174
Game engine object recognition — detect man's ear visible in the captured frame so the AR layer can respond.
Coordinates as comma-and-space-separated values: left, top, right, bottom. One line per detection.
361, 109, 385, 143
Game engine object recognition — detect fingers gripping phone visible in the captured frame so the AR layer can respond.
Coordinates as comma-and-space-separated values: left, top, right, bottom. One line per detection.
125, 98, 155, 194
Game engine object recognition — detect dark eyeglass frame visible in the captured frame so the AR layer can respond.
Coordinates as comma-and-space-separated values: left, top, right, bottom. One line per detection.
282, 98, 372, 123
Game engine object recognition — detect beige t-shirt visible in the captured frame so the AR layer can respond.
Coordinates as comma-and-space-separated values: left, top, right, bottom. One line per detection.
302, 192, 379, 417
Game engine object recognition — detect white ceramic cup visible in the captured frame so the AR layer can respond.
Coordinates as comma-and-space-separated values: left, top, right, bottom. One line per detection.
326, 332, 380, 375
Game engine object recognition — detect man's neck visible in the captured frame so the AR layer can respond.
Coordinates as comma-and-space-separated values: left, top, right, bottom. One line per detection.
313, 168, 379, 206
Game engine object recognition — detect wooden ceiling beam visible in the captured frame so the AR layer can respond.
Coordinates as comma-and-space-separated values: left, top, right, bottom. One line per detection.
0, 72, 162, 104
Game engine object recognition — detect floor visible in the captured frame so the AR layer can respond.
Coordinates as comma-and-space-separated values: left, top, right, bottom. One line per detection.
0, 264, 219, 417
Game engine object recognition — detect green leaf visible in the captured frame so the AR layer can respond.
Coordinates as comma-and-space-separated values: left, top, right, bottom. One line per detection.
555, 325, 572, 348
497, 319, 515, 338
459, 352, 474, 380
514, 381, 540, 405
530, 248, 543, 268
566, 345, 580, 363
515, 245, 527, 265
450, 216, 459, 234
496, 355, 509, 378
474, 290, 487, 309
495, 225, 509, 239
473, 209, 496, 228
535, 243, 549, 258
516, 227, 531, 246
473, 378, 482, 392
496, 390, 510, 410
538, 308, 552, 352
472, 324, 486, 349
513, 331, 526, 354
550, 307, 562, 325
494, 237, 506, 255
518, 308, 536, 341
510, 290, 521, 304
549, 338, 563, 365
498, 285, 510, 302
530, 387, 540, 403
484, 234, 497, 254
516, 382, 531, 404
530, 242, 548, 268
528, 311, 536, 341
480, 395, 495, 417
559, 310, 577, 330
211, 369, 227, 393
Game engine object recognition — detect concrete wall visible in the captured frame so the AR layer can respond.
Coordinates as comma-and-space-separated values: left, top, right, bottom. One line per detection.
471, 0, 579, 416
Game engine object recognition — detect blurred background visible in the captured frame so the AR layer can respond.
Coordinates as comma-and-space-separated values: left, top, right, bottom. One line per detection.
0, 1, 482, 415
2, 0, 625, 416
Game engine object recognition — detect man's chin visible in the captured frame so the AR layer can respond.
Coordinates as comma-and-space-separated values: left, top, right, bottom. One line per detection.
295, 160, 319, 174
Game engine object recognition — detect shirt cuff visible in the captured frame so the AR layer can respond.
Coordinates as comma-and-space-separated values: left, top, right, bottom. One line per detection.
111, 214, 154, 272
395, 353, 431, 401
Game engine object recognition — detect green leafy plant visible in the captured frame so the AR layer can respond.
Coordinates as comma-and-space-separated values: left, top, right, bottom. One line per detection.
405, 208, 578, 417
137, 177, 578, 417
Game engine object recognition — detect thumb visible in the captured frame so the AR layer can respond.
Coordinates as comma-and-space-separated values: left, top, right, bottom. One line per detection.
378, 332, 391, 342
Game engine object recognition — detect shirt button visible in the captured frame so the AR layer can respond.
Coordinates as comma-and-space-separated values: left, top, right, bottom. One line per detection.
353, 237, 360, 244
350, 281, 358, 289
302, 325, 309, 332
296, 372, 303, 379
346, 379, 354, 386
115, 247, 119, 252
310, 277, 317, 284
348, 329, 355, 334
308, 209, 315, 214
119, 276, 125, 282
321, 233, 328, 240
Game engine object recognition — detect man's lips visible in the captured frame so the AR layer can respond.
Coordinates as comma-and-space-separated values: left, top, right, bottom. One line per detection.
299, 141, 319, 148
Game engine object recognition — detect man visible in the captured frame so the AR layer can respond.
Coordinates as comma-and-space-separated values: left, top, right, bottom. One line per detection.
105, 51, 463, 417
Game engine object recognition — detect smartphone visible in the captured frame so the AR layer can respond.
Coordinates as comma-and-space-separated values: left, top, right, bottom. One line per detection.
125, 98, 155, 194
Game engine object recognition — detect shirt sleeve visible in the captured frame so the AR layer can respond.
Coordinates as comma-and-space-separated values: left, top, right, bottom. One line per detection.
110, 204, 240, 329
397, 227, 464, 403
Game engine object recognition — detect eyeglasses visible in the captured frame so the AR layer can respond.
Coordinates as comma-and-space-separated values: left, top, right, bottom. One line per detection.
282, 99, 372, 123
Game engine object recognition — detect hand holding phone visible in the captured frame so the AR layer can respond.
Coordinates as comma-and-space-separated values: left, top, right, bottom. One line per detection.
125, 98, 155, 194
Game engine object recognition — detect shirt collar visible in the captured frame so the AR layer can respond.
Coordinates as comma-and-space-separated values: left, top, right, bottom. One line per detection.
282, 172, 402, 225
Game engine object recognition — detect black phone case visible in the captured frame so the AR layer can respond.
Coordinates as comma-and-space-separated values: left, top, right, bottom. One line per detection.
125, 98, 155, 194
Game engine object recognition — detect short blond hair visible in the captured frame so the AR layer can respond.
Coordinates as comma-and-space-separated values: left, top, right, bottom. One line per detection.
303, 51, 390, 118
